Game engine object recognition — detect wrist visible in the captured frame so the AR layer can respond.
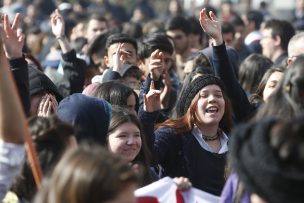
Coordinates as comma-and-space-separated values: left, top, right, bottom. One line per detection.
6, 53, 23, 60
212, 37, 224, 46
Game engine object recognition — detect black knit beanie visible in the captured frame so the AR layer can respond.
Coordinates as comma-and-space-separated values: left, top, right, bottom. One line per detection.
176, 74, 225, 117
29, 65, 63, 102
230, 118, 304, 203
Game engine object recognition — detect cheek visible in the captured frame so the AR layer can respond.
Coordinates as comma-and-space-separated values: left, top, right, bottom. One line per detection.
196, 100, 205, 117
108, 137, 124, 153
220, 99, 226, 110
263, 87, 272, 101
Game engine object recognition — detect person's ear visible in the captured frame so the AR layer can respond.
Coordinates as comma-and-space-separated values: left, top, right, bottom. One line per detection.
104, 55, 109, 67
274, 35, 281, 47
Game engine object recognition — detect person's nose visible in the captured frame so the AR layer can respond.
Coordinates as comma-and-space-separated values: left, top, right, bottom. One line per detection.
127, 136, 136, 145
208, 94, 216, 103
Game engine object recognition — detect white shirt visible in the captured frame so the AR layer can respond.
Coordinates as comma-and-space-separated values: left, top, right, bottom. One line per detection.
192, 126, 229, 154
0, 139, 25, 201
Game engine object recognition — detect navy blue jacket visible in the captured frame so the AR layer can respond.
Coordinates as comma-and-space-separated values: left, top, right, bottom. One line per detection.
213, 43, 256, 122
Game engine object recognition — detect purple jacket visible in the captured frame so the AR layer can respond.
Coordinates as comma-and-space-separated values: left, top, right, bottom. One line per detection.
220, 173, 250, 203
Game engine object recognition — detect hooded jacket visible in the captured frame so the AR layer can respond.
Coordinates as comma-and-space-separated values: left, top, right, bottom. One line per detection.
57, 93, 112, 145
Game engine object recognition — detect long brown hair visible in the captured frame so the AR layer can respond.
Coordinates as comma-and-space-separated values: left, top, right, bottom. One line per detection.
34, 144, 138, 203
107, 106, 151, 186
158, 89, 233, 134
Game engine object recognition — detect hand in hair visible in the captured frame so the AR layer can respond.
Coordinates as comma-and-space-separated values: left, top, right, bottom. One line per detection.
37, 94, 58, 117
199, 8, 223, 46
112, 42, 131, 76
144, 81, 161, 112
0, 13, 24, 59
149, 49, 164, 81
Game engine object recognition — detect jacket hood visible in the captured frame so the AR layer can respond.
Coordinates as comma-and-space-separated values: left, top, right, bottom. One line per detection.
57, 93, 112, 145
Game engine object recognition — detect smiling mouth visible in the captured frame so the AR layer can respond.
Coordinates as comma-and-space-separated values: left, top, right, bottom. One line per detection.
206, 107, 219, 113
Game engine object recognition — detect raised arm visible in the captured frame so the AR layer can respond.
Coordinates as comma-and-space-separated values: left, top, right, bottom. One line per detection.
50, 9, 85, 96
199, 8, 223, 46
199, 8, 255, 122
50, 9, 71, 53
0, 35, 26, 143
0, 13, 30, 116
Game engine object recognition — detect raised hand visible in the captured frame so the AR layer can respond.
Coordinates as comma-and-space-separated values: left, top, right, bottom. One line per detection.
144, 81, 161, 112
0, 13, 24, 59
160, 71, 172, 109
149, 49, 164, 81
50, 9, 65, 38
199, 8, 223, 45
113, 43, 125, 75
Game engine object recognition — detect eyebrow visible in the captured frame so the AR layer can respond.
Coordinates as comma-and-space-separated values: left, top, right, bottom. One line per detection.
200, 89, 223, 93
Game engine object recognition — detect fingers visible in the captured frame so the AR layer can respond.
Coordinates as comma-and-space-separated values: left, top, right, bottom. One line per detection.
151, 49, 163, 60
209, 11, 217, 21
199, 8, 208, 21
174, 177, 192, 191
149, 51, 164, 68
3, 13, 21, 36
16, 28, 25, 45
11, 13, 21, 31
116, 43, 123, 55
150, 49, 159, 59
50, 95, 58, 112
146, 89, 161, 97
55, 9, 61, 16
38, 94, 56, 117
41, 95, 50, 113
150, 80, 155, 90
3, 14, 10, 35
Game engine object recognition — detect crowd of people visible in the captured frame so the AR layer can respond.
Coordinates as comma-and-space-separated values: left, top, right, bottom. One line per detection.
1, 0, 304, 202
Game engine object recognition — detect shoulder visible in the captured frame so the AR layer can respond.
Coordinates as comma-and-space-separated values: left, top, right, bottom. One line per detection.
155, 127, 177, 138
154, 127, 182, 145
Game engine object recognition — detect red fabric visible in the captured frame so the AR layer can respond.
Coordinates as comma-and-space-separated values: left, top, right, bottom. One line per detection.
176, 189, 185, 203
137, 196, 160, 203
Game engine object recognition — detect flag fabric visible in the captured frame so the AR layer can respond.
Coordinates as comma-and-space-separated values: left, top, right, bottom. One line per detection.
135, 177, 220, 203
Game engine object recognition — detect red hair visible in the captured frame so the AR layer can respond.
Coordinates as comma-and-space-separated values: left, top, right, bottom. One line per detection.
157, 92, 233, 134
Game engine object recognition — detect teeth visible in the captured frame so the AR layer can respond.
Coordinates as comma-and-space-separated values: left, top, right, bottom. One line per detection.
206, 107, 218, 113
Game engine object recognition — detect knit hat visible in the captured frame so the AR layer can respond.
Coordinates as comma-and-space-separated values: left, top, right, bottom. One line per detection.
82, 82, 101, 96
29, 65, 63, 102
230, 118, 304, 203
57, 93, 112, 145
176, 74, 225, 117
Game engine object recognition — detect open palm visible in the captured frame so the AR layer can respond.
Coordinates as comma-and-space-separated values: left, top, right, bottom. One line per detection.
144, 81, 161, 112
0, 13, 24, 59
199, 8, 222, 41
50, 9, 65, 37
